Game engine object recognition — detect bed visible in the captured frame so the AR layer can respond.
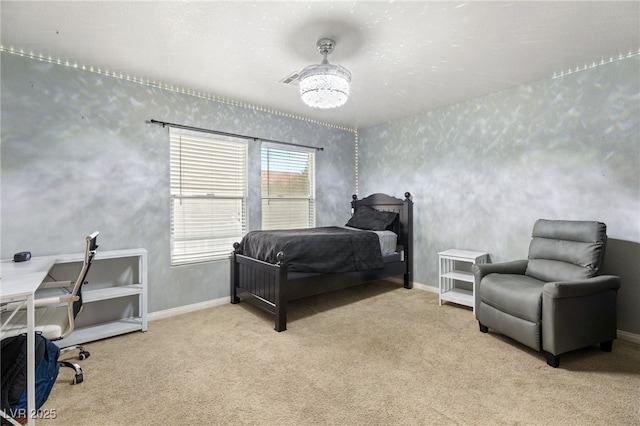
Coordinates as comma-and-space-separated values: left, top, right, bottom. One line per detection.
230, 192, 413, 331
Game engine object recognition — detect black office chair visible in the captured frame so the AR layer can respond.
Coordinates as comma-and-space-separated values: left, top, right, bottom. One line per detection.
0, 232, 99, 384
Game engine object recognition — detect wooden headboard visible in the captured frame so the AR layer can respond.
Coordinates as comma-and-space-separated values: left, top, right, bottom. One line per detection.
351, 192, 413, 257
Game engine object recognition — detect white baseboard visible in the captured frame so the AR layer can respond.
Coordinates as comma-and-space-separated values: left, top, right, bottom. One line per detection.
411, 282, 438, 293
617, 330, 640, 345
385, 277, 437, 293
148, 296, 230, 322
148, 284, 640, 345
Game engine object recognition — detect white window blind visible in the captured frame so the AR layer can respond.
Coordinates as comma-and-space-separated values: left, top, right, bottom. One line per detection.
170, 131, 247, 265
261, 145, 315, 230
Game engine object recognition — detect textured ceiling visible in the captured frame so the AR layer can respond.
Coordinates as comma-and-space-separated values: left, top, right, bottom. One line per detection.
1, 1, 639, 129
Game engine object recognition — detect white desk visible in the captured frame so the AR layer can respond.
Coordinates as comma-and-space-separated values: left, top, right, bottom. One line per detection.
0, 249, 147, 424
0, 258, 55, 426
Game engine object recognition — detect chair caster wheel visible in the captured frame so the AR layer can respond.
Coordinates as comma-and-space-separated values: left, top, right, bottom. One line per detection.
73, 373, 84, 385
79, 350, 90, 360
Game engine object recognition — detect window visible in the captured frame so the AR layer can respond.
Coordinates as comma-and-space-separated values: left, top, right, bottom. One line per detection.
170, 130, 247, 265
261, 145, 315, 230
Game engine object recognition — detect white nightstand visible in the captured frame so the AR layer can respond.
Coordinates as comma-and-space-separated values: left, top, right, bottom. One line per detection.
438, 249, 489, 312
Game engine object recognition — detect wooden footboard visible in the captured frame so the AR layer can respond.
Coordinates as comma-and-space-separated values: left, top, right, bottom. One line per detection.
231, 250, 410, 332
231, 250, 288, 331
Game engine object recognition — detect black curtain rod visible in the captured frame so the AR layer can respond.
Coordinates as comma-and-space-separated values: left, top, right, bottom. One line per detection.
148, 119, 323, 151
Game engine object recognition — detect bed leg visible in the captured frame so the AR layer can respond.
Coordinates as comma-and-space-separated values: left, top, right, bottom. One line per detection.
230, 251, 240, 304
404, 274, 413, 289
275, 302, 287, 332
273, 261, 288, 331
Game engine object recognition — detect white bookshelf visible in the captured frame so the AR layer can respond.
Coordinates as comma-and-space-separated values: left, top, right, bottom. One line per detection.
438, 249, 489, 312
42, 248, 148, 347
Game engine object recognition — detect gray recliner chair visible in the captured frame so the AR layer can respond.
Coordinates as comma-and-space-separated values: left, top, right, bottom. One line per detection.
472, 219, 621, 367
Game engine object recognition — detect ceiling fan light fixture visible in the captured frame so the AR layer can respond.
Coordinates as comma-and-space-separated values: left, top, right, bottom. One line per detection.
299, 38, 351, 109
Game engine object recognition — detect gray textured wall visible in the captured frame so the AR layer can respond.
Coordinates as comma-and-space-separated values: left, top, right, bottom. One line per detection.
2, 52, 638, 336
358, 56, 640, 335
0, 53, 356, 313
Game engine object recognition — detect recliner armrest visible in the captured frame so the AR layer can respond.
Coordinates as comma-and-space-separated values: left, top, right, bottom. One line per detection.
472, 260, 528, 282
543, 275, 621, 299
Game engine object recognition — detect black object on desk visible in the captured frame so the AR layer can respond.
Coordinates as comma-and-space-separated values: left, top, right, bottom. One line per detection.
13, 251, 31, 262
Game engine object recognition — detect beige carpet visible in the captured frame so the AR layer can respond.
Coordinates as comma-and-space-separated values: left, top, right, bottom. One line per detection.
45, 281, 639, 425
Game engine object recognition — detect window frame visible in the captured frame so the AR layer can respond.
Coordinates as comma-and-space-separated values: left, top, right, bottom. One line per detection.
169, 130, 248, 266
261, 143, 316, 230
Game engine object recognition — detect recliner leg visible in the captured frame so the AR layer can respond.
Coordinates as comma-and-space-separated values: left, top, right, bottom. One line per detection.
479, 323, 488, 333
545, 352, 560, 368
600, 340, 613, 352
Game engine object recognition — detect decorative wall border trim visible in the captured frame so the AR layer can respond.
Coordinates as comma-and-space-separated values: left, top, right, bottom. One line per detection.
552, 50, 639, 78
0, 46, 357, 133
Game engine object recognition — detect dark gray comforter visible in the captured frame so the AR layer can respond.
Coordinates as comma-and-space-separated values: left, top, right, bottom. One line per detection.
237, 226, 383, 273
